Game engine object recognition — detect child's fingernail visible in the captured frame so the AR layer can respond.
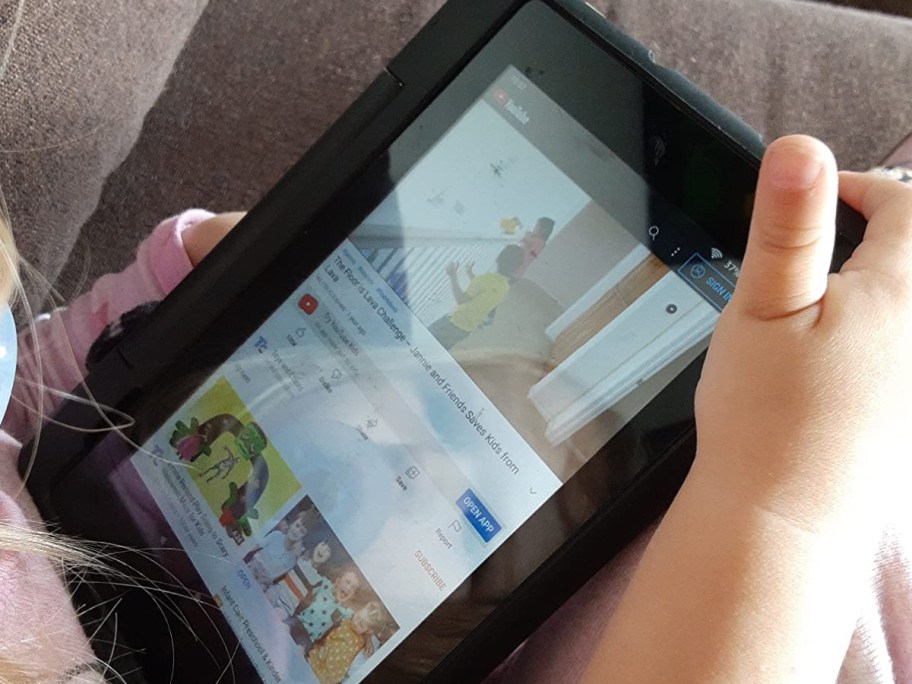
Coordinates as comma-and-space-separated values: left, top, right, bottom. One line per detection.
765, 143, 824, 189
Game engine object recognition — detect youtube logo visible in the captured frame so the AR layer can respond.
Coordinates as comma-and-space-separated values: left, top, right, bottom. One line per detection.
299, 294, 318, 315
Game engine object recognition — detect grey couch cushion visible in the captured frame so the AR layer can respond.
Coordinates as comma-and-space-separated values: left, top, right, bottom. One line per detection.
598, 0, 912, 168
51, 0, 442, 298
0, 0, 208, 307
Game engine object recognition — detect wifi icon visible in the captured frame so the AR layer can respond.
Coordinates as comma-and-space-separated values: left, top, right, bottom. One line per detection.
710, 247, 724, 260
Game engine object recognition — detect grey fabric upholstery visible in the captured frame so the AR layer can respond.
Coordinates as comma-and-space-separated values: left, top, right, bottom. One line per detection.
53, 0, 442, 299
597, 0, 912, 170
0, 0, 208, 305
1, 0, 910, 303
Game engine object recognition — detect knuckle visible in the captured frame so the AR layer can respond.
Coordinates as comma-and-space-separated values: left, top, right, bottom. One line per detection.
862, 175, 911, 216
886, 191, 912, 230
884, 174, 912, 197
758, 215, 824, 253
862, 267, 912, 307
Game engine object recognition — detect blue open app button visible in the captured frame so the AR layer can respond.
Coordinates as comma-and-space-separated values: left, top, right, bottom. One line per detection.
457, 489, 502, 543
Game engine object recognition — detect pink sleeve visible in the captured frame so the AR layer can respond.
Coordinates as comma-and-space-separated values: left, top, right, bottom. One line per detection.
3, 210, 214, 443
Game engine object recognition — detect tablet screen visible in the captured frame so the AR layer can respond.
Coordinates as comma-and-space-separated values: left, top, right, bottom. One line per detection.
113, 64, 738, 684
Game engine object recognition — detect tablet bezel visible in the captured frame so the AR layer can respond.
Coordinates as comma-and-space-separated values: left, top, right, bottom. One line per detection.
24, 1, 864, 682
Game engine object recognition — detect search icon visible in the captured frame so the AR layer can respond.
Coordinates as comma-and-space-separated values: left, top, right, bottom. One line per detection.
648, 225, 660, 241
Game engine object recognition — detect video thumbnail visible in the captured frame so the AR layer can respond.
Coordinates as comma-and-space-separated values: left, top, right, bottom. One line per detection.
168, 377, 301, 544
246, 497, 399, 684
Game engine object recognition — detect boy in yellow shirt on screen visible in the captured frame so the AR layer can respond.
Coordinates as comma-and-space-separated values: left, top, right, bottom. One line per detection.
429, 244, 525, 350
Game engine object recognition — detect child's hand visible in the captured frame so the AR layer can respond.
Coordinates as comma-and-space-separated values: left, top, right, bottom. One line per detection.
693, 135, 912, 531
582, 135, 912, 684
182, 212, 245, 266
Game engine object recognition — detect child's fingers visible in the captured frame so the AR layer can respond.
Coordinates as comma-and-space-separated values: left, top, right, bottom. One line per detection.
183, 211, 245, 266
733, 136, 838, 321
837, 172, 912, 280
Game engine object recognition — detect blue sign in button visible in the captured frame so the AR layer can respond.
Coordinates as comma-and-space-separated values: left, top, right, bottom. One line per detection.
457, 489, 502, 543
677, 253, 737, 312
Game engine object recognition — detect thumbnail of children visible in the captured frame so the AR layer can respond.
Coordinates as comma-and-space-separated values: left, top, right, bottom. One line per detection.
252, 497, 399, 684
244, 509, 311, 590
167, 377, 300, 544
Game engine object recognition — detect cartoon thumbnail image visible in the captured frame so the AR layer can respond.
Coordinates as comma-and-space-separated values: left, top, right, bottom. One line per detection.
168, 377, 300, 543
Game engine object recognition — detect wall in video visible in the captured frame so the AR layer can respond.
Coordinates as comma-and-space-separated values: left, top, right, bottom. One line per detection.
351, 101, 714, 480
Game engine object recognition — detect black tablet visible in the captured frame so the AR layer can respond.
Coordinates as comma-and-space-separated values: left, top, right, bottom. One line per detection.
22, 1, 865, 682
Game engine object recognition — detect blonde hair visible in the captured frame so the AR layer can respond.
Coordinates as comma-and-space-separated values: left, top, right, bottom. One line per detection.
0, 524, 102, 683
0, 210, 16, 306
0, 213, 109, 682
358, 600, 385, 631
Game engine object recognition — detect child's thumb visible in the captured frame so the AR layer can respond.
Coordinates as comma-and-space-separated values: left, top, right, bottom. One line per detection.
733, 135, 838, 320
